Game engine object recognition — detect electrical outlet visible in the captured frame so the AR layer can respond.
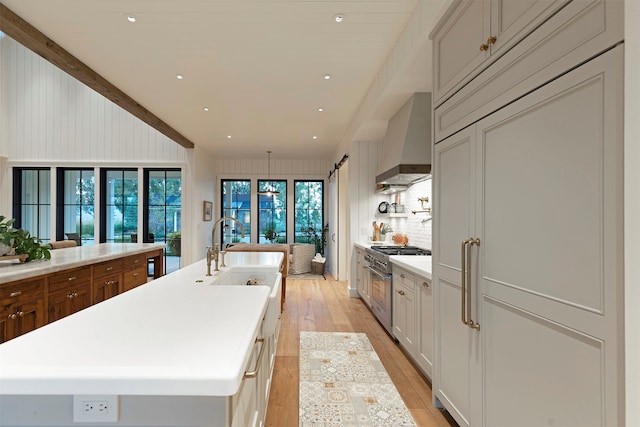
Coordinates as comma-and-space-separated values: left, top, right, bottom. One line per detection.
73, 395, 119, 422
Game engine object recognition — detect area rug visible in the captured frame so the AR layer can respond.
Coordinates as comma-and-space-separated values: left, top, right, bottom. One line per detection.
299, 331, 417, 426
289, 272, 327, 280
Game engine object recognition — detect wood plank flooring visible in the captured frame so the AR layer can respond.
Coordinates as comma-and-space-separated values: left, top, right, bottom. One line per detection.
265, 274, 458, 427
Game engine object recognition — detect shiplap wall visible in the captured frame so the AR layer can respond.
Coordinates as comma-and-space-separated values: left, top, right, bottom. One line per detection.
215, 157, 330, 177
0, 36, 187, 164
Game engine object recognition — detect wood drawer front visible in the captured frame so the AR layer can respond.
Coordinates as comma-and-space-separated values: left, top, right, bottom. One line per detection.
93, 259, 123, 278
0, 278, 44, 306
434, 0, 623, 142
49, 267, 92, 293
123, 254, 147, 271
393, 267, 415, 291
122, 266, 147, 292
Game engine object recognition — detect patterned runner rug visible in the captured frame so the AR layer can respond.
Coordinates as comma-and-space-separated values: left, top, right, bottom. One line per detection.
299, 331, 417, 426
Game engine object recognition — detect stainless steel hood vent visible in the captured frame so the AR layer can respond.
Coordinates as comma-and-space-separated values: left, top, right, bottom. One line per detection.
376, 93, 431, 190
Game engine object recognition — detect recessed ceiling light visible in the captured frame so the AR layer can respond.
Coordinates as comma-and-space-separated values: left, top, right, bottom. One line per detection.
227, 135, 232, 139
203, 107, 209, 112
126, 15, 137, 23
176, 74, 183, 80
318, 107, 324, 112
313, 136, 318, 139
334, 14, 345, 23
324, 74, 331, 80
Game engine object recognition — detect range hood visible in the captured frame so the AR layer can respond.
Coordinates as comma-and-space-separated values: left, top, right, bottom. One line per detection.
376, 93, 431, 193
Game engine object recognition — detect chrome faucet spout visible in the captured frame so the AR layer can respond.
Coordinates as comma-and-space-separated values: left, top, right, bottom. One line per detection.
209, 216, 245, 272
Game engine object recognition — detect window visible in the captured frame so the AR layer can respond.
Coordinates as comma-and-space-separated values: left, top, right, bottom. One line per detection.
12, 168, 51, 243
145, 169, 181, 274
57, 168, 95, 245
100, 169, 138, 243
221, 180, 251, 246
258, 180, 286, 243
294, 180, 324, 252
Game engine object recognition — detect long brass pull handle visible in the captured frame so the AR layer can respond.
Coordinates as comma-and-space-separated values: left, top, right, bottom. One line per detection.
9, 291, 22, 297
466, 238, 481, 331
243, 338, 266, 379
461, 239, 471, 326
68, 276, 76, 281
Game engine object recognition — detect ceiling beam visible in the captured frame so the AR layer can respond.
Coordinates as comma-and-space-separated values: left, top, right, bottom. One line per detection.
0, 3, 195, 149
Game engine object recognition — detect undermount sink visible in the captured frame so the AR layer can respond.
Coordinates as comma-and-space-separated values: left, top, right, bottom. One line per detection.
216, 271, 282, 337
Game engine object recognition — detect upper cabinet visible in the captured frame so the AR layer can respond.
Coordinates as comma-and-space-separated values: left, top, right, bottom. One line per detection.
431, 0, 568, 107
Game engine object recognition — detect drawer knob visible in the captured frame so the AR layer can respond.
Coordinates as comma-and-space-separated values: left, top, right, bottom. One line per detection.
400, 273, 405, 279
106, 266, 113, 271
422, 281, 430, 288
9, 291, 22, 297
17, 311, 24, 317
8, 313, 17, 320
479, 43, 489, 52
133, 272, 139, 277
487, 35, 496, 45
398, 290, 405, 296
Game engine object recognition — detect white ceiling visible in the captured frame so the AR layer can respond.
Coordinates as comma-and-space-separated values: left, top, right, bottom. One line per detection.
1, 0, 438, 160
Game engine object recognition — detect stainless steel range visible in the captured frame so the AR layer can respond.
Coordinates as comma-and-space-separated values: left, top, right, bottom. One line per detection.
364, 245, 431, 336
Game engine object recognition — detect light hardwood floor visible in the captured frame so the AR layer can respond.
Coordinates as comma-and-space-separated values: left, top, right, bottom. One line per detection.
265, 274, 458, 427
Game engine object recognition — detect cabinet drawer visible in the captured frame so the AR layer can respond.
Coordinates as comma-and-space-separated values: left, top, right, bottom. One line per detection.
49, 268, 92, 293
123, 254, 147, 271
122, 266, 147, 291
0, 278, 44, 306
93, 259, 123, 278
393, 267, 415, 291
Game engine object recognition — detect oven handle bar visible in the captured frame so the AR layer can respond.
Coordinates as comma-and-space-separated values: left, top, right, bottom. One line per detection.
365, 265, 392, 280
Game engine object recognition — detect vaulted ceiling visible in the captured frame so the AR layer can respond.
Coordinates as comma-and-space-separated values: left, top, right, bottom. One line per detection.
0, 1, 439, 160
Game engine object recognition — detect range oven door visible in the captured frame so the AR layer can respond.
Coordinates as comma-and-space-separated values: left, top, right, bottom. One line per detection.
367, 265, 393, 336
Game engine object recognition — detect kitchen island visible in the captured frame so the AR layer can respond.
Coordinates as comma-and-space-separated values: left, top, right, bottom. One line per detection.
0, 251, 284, 427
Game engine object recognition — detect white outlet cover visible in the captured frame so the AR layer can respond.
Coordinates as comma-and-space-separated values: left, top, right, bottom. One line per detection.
73, 395, 119, 422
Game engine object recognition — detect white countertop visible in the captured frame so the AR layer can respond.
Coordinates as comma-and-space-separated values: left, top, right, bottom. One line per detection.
0, 252, 284, 397
0, 243, 165, 283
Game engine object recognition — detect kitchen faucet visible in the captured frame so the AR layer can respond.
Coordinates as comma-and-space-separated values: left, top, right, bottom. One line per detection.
206, 216, 245, 275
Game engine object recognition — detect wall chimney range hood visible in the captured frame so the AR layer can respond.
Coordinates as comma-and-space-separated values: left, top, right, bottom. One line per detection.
376, 93, 431, 193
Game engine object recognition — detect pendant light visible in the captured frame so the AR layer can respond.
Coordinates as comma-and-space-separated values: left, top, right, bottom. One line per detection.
257, 150, 280, 196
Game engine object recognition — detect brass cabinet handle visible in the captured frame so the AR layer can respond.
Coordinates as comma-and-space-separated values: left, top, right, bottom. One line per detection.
133, 259, 139, 264
17, 311, 24, 317
479, 43, 489, 52
487, 36, 496, 45
9, 291, 22, 297
400, 273, 405, 279
133, 272, 139, 277
8, 313, 17, 320
422, 281, 430, 289
106, 266, 113, 271
461, 238, 481, 330
398, 290, 405, 296
67, 276, 76, 281
244, 338, 266, 379
67, 292, 78, 299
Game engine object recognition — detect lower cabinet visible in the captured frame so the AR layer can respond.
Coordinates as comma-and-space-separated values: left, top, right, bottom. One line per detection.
391, 264, 434, 380
47, 268, 92, 323
0, 277, 46, 342
229, 310, 280, 427
416, 275, 433, 378
356, 248, 371, 306
392, 266, 416, 357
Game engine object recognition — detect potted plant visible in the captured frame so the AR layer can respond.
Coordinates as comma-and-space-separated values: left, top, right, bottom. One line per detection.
379, 223, 393, 241
264, 227, 278, 243
304, 223, 329, 255
167, 231, 181, 256
0, 215, 51, 262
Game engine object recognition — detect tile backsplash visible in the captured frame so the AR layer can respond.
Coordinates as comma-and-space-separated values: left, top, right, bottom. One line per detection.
377, 178, 432, 250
